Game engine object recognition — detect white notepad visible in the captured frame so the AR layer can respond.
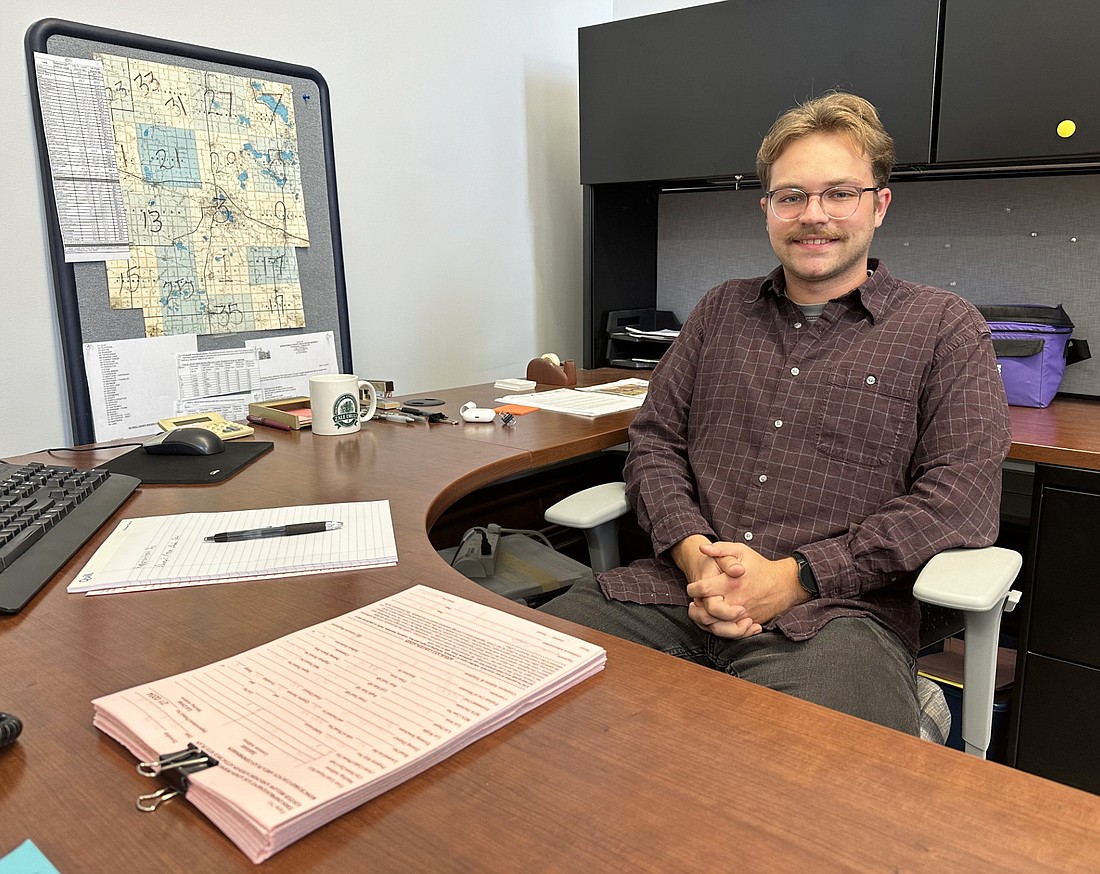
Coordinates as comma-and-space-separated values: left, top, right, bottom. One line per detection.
68, 501, 397, 595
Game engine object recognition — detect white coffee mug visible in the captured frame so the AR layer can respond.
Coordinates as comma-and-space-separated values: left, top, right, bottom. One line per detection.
308, 374, 378, 436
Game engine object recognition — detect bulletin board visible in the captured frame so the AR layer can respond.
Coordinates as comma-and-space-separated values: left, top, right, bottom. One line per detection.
25, 18, 352, 444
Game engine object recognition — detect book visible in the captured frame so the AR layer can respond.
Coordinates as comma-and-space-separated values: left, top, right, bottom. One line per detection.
92, 585, 606, 863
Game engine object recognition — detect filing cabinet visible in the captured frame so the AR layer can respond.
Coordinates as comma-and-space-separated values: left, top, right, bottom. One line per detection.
1010, 463, 1100, 793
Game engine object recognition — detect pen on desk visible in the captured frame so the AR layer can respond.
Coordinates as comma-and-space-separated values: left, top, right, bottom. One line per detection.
246, 414, 293, 432
399, 407, 459, 425
204, 521, 343, 543
378, 412, 417, 424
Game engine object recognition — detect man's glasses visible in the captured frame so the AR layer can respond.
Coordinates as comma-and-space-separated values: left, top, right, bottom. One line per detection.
765, 186, 880, 221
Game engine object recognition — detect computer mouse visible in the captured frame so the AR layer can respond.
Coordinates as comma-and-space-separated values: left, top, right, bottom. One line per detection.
142, 427, 226, 456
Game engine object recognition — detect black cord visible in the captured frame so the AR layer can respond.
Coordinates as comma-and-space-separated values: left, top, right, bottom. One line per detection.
46, 443, 143, 457
1, 443, 144, 466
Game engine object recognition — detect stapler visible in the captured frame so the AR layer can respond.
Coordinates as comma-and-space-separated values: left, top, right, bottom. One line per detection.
526, 353, 577, 386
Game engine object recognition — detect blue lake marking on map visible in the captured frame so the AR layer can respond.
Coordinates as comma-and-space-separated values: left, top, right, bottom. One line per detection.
238, 171, 249, 190
238, 115, 252, 127
251, 81, 291, 125
241, 142, 296, 190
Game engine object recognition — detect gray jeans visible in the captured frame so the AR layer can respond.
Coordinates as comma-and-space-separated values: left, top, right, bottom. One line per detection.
541, 575, 919, 736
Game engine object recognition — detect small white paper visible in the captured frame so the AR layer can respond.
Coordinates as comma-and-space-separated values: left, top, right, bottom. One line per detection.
83, 334, 198, 442
245, 331, 340, 400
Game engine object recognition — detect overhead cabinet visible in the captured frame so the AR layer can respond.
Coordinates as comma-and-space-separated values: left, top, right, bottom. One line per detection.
936, 0, 1100, 163
578, 0, 941, 185
580, 0, 1100, 185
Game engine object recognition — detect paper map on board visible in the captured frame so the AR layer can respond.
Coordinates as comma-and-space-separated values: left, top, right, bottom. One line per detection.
95, 53, 310, 337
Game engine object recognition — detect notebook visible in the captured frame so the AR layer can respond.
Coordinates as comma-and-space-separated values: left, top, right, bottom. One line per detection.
93, 585, 606, 863
67, 501, 397, 595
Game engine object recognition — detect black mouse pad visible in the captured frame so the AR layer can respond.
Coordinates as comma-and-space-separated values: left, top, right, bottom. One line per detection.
98, 441, 274, 484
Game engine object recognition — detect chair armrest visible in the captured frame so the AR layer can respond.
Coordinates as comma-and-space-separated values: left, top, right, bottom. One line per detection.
913, 547, 1023, 612
913, 546, 1023, 759
544, 482, 629, 529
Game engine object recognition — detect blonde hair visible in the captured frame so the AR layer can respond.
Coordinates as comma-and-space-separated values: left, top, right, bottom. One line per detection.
756, 92, 895, 191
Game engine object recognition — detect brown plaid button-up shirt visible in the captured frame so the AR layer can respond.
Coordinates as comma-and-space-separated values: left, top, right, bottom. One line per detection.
599, 260, 1011, 655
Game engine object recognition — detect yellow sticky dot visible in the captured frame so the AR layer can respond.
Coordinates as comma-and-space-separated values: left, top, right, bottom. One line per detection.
1057, 119, 1077, 138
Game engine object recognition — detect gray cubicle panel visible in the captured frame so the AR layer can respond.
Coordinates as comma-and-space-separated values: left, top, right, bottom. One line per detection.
25, 18, 351, 444
656, 174, 1100, 399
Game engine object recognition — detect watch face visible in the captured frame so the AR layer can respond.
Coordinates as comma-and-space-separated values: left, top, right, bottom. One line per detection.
795, 555, 817, 594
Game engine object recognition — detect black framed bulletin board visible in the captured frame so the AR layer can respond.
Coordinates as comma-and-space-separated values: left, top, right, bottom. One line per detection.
25, 18, 352, 445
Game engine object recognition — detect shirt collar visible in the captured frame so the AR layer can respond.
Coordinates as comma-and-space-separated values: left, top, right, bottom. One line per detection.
759, 258, 892, 324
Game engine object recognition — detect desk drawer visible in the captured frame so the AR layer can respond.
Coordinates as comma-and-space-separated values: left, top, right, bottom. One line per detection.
1027, 475, 1100, 667
1014, 653, 1100, 794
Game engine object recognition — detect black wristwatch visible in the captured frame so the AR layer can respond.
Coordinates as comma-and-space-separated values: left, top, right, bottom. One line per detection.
793, 552, 818, 597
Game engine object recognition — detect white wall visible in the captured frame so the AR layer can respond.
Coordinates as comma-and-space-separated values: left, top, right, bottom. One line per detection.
1, 0, 612, 455
613, 0, 720, 18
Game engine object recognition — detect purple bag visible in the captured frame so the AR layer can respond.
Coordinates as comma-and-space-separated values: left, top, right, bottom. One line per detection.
978, 304, 1091, 408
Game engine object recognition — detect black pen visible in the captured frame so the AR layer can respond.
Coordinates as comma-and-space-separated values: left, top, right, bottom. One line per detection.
204, 521, 343, 543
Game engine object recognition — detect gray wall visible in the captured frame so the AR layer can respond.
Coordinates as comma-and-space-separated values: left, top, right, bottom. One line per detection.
658, 175, 1100, 396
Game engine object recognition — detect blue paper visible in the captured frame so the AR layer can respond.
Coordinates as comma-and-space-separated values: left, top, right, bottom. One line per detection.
0, 840, 61, 874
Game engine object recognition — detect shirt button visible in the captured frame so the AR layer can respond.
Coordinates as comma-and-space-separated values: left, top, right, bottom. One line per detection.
774, 419, 783, 428
790, 367, 800, 376
866, 375, 877, 385
743, 532, 753, 541
758, 474, 768, 484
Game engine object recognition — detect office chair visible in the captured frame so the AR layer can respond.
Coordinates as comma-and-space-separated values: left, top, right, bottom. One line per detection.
545, 482, 1022, 759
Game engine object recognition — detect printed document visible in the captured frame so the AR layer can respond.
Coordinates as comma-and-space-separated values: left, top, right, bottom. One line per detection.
577, 377, 649, 398
92, 585, 606, 863
496, 387, 644, 417
83, 334, 198, 442
33, 53, 130, 262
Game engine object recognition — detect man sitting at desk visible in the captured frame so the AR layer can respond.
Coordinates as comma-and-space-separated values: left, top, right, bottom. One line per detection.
543, 92, 1011, 734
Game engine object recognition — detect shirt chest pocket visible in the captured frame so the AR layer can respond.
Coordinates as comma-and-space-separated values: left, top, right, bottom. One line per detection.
816, 369, 917, 468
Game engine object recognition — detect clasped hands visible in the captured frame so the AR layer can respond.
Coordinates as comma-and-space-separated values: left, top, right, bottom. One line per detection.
675, 535, 811, 639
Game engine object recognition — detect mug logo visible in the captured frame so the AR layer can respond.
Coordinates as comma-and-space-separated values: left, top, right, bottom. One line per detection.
331, 393, 360, 429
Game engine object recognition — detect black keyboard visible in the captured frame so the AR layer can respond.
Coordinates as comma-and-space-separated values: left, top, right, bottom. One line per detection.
0, 462, 140, 613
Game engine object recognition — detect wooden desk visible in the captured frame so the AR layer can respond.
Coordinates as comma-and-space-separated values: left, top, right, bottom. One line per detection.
3, 379, 1100, 871
1008, 397, 1100, 471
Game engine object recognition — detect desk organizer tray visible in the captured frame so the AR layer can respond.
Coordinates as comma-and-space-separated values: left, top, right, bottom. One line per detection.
247, 397, 313, 429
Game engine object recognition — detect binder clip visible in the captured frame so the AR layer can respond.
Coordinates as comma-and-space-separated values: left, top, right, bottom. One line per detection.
135, 743, 219, 812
